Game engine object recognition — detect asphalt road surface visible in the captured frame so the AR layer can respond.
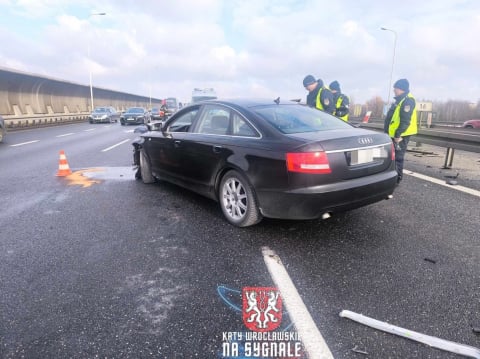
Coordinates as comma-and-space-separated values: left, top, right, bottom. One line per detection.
0, 123, 479, 358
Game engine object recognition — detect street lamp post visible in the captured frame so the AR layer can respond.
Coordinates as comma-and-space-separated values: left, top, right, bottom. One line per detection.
88, 12, 106, 111
381, 27, 397, 105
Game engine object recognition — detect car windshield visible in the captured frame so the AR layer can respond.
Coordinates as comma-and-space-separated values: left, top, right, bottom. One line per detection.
126, 108, 144, 114
93, 108, 108, 113
253, 104, 352, 134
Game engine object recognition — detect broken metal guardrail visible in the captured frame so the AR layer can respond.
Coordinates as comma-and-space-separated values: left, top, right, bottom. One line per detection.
340, 310, 480, 358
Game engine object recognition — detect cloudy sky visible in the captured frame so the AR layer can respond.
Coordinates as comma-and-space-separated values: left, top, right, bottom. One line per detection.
1, 0, 479, 105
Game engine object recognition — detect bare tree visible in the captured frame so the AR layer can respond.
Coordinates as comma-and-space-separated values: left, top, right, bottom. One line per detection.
365, 96, 385, 119
430, 100, 476, 123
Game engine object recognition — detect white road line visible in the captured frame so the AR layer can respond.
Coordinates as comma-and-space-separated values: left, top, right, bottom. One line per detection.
101, 139, 131, 152
10, 140, 40, 147
56, 133, 75, 137
405, 170, 480, 197
84, 128, 96, 132
262, 246, 334, 359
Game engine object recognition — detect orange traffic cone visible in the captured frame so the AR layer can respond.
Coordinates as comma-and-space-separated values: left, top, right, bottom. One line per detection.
56, 150, 72, 176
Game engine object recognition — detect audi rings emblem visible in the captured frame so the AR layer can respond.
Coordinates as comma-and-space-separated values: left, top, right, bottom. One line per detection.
358, 137, 373, 145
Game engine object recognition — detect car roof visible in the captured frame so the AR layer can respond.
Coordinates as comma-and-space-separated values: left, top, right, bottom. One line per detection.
202, 98, 301, 108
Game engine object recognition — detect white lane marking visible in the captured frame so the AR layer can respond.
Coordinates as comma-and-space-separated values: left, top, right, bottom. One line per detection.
84, 128, 96, 132
405, 170, 480, 197
101, 139, 131, 152
10, 140, 40, 147
56, 133, 75, 137
262, 246, 334, 359
124, 129, 135, 133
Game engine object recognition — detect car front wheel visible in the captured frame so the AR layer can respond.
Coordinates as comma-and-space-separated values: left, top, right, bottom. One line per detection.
139, 149, 155, 184
219, 170, 262, 227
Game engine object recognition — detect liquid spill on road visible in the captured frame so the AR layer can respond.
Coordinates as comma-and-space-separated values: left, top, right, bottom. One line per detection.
64, 167, 136, 187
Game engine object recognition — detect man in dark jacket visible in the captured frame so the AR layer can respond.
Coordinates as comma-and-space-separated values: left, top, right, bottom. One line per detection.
329, 80, 350, 121
303, 75, 334, 114
383, 78, 418, 184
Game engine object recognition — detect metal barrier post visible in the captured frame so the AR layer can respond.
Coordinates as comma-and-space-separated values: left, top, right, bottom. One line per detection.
442, 147, 455, 169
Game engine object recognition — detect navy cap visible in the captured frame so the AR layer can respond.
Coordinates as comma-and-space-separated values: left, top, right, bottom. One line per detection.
303, 75, 316, 87
393, 78, 409, 92
329, 81, 340, 92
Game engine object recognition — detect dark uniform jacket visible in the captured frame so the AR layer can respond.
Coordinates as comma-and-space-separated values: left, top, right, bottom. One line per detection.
332, 92, 350, 117
306, 83, 335, 114
383, 92, 416, 138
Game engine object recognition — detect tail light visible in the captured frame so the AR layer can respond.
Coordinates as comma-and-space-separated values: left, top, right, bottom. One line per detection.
391, 143, 395, 161
286, 152, 331, 174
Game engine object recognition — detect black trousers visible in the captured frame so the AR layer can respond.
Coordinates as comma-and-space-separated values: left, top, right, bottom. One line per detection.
394, 135, 410, 180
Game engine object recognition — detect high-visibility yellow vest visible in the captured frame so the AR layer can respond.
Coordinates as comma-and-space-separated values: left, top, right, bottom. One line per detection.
388, 93, 418, 137
335, 95, 349, 122
315, 88, 325, 110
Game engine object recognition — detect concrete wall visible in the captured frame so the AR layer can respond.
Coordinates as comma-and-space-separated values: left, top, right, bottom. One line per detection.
0, 67, 162, 116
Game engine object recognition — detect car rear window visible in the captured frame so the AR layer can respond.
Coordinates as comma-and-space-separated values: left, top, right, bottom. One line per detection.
253, 104, 352, 134
126, 108, 144, 114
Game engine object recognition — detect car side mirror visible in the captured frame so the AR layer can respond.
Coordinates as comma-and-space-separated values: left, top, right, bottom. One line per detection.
149, 121, 164, 131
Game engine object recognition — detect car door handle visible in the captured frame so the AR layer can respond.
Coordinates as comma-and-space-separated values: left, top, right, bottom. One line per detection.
213, 145, 222, 154
174, 140, 181, 148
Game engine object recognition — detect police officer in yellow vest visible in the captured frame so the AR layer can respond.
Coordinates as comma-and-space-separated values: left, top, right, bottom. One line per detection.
303, 75, 335, 114
384, 78, 418, 184
329, 81, 349, 121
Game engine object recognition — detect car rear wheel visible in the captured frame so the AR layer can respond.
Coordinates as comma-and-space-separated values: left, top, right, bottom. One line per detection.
219, 170, 262, 227
140, 149, 155, 184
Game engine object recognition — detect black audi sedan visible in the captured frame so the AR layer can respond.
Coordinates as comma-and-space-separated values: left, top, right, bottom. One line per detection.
132, 98, 397, 227
120, 107, 150, 125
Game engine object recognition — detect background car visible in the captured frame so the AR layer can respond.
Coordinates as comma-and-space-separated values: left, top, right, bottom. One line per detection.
165, 97, 178, 113
120, 107, 150, 126
0, 115, 6, 142
89, 106, 120, 123
132, 99, 397, 227
462, 119, 480, 129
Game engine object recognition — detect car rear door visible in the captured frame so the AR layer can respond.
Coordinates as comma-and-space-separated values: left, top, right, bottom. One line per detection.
171, 104, 264, 198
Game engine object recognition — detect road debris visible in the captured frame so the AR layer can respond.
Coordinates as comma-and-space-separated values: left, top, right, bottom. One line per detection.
351, 346, 368, 355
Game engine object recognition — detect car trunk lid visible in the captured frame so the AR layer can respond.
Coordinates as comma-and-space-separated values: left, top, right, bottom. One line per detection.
286, 129, 394, 183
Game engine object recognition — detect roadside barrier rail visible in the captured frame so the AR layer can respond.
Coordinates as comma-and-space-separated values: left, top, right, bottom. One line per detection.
3, 113, 89, 129
357, 122, 480, 168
